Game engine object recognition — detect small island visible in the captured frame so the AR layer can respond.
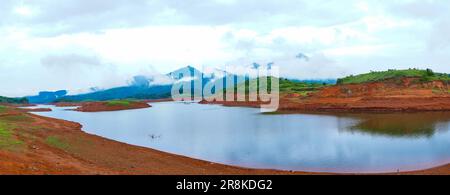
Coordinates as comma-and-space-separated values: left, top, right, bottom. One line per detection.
73, 100, 151, 112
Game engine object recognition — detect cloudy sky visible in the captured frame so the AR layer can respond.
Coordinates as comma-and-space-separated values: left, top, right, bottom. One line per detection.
1, 0, 450, 97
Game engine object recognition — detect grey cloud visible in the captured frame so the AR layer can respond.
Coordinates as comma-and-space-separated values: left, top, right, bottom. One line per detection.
389, 1, 449, 19
1, 0, 163, 36
129, 75, 150, 87
296, 53, 310, 61
1, 0, 367, 36
3, 0, 450, 96
388, 1, 450, 51
272, 52, 345, 79
165, 0, 365, 27
428, 20, 450, 51
41, 53, 101, 68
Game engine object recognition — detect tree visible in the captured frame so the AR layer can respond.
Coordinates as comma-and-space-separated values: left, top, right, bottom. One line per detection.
426, 68, 434, 76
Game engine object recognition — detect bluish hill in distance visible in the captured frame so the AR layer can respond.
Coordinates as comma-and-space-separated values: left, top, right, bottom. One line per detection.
27, 90, 67, 104
56, 85, 172, 102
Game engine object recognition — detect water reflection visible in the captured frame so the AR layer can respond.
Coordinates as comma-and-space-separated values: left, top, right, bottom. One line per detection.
338, 112, 450, 138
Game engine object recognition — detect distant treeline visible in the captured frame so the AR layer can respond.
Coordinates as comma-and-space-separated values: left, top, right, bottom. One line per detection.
54, 85, 173, 103
0, 96, 29, 104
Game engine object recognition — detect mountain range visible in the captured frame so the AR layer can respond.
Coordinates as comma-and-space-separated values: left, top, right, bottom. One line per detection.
27, 90, 68, 104
25, 66, 336, 103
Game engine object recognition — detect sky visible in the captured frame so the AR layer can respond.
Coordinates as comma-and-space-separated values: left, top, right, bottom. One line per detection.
1, 0, 450, 97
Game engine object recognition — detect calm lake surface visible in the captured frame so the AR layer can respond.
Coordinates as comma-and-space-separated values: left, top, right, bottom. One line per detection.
32, 102, 450, 173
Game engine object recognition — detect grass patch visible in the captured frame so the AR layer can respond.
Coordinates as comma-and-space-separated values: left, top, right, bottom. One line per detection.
46, 136, 69, 150
219, 77, 327, 100
0, 114, 33, 123
105, 100, 132, 106
278, 78, 328, 93
337, 69, 450, 85
0, 96, 28, 104
432, 88, 443, 94
298, 91, 315, 97
0, 122, 23, 149
431, 88, 450, 95
0, 105, 6, 113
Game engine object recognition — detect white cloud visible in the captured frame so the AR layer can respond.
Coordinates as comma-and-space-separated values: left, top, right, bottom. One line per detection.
13, 5, 34, 16
1, 0, 450, 96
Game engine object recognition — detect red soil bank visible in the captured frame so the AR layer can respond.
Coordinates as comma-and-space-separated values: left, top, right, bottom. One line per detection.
202, 77, 450, 113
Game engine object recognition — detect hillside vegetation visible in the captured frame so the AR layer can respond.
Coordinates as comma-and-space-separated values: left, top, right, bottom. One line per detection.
219, 77, 328, 100
55, 85, 172, 102
279, 78, 328, 94
105, 100, 132, 106
0, 96, 29, 104
337, 69, 450, 85
73, 99, 151, 112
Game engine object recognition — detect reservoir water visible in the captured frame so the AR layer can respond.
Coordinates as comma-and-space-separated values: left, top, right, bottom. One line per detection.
31, 102, 450, 173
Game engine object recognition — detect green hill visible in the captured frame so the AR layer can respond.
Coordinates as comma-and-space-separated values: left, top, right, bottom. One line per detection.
278, 78, 327, 94
337, 69, 450, 85
0, 96, 29, 104
219, 77, 328, 100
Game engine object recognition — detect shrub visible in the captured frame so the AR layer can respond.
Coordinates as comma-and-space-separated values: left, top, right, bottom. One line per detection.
106, 100, 132, 106
426, 68, 435, 76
